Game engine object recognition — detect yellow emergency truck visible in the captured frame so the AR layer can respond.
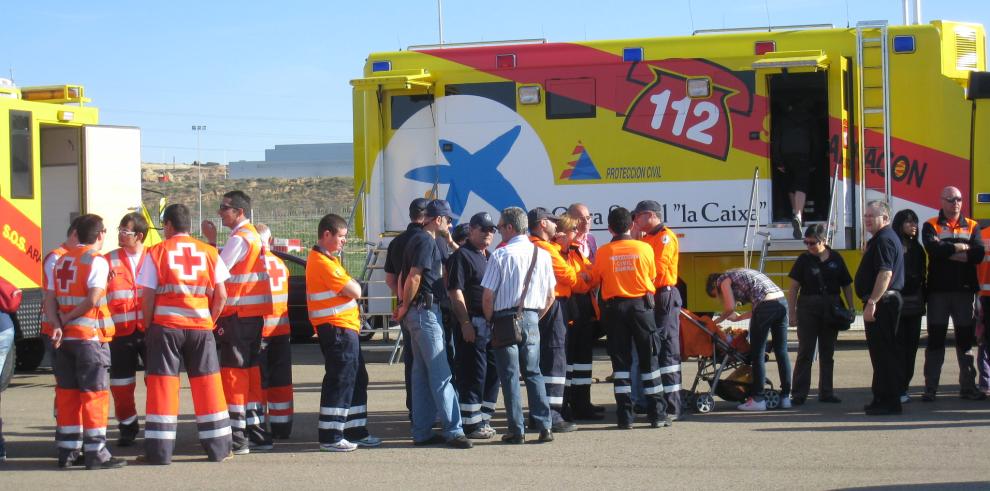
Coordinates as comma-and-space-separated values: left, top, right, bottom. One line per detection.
350, 20, 990, 311
0, 80, 141, 369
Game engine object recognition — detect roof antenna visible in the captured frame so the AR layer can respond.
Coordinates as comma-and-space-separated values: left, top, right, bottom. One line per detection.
764, 0, 772, 31
687, 0, 696, 34
845, 0, 850, 28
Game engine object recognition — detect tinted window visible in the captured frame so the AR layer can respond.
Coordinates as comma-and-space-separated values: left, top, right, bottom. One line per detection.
445, 82, 516, 111
547, 78, 596, 119
391, 94, 435, 129
10, 111, 32, 198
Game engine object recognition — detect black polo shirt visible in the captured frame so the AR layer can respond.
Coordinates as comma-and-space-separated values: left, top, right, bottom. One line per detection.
402, 228, 446, 301
788, 248, 852, 295
855, 225, 905, 300
384, 223, 424, 277
446, 242, 488, 316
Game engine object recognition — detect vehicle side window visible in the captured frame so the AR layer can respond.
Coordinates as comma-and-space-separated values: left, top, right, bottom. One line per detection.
546, 78, 596, 119
444, 82, 516, 111
391, 94, 435, 129
10, 110, 33, 198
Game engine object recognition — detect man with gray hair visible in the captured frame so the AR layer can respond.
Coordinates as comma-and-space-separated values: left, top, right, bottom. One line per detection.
482, 207, 556, 444
854, 200, 905, 415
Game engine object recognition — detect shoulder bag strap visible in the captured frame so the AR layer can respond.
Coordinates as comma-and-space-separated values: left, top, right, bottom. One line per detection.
516, 245, 540, 315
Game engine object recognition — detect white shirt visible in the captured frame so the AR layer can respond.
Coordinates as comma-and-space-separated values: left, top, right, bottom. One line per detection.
53, 245, 109, 290
125, 250, 143, 275
481, 234, 555, 311
44, 248, 63, 291
219, 219, 252, 270
136, 234, 231, 289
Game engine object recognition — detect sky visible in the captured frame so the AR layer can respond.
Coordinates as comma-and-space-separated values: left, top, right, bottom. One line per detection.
2, 0, 988, 165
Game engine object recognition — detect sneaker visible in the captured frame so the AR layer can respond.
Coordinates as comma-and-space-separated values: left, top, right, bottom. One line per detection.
446, 435, 473, 449
249, 441, 274, 451
899, 394, 911, 404
551, 420, 578, 433
791, 396, 807, 406
58, 453, 86, 468
779, 396, 792, 409
232, 443, 250, 455
466, 427, 496, 440
319, 439, 358, 452
791, 215, 803, 239
650, 417, 673, 428
921, 390, 936, 402
501, 433, 524, 444
737, 397, 767, 411
354, 435, 382, 448
86, 457, 128, 470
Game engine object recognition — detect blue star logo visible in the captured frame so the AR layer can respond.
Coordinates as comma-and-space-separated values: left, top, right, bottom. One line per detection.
404, 125, 526, 222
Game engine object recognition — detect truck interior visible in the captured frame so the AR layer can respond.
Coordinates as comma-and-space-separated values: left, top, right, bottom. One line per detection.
40, 126, 82, 254
768, 71, 831, 225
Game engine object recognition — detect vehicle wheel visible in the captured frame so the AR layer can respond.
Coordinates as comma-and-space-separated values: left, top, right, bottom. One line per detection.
765, 389, 781, 409
695, 393, 715, 413
15, 338, 44, 372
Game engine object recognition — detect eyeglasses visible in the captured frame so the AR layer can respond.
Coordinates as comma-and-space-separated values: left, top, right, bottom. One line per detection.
803, 240, 820, 246
942, 197, 963, 203
218, 204, 237, 211
118, 230, 137, 237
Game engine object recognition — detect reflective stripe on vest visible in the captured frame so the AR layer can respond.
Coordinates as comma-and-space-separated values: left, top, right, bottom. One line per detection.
308, 299, 358, 319
222, 223, 273, 317
927, 216, 978, 242
263, 253, 291, 337
980, 229, 990, 296
106, 248, 146, 335
41, 246, 68, 336
55, 246, 115, 342
305, 248, 361, 332
149, 236, 219, 330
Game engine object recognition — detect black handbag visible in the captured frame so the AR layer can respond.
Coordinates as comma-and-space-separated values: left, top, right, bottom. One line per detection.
811, 263, 855, 331
491, 246, 539, 349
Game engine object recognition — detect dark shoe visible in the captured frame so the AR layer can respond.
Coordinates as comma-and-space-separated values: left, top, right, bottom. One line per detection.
117, 436, 135, 447
133, 454, 171, 465
591, 404, 606, 414
921, 390, 936, 402
58, 454, 86, 468
413, 434, 446, 446
632, 404, 647, 415
960, 389, 987, 401
536, 430, 554, 443
668, 412, 685, 422
650, 417, 673, 428
86, 457, 128, 470
570, 406, 605, 421
819, 395, 842, 403
446, 435, 473, 449
791, 216, 803, 239
551, 420, 578, 433
791, 396, 806, 406
501, 433, 524, 444
617, 422, 633, 430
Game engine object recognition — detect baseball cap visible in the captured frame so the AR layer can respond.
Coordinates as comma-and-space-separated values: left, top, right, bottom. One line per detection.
527, 207, 559, 229
632, 200, 663, 216
409, 198, 430, 215
469, 212, 496, 230
426, 199, 455, 218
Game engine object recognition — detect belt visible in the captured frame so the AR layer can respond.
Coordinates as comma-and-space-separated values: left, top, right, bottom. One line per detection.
655, 285, 676, 292
495, 307, 539, 313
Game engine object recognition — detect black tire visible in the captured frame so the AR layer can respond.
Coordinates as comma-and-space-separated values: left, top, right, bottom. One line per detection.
14, 338, 44, 372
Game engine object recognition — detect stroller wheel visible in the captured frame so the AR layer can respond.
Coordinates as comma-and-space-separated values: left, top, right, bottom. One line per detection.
765, 390, 781, 409
695, 393, 715, 413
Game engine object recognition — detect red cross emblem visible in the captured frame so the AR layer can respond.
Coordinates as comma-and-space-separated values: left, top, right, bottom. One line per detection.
167, 242, 207, 280
267, 256, 287, 292
55, 257, 77, 293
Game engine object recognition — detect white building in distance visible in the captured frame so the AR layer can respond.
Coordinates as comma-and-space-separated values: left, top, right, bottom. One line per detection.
228, 143, 352, 179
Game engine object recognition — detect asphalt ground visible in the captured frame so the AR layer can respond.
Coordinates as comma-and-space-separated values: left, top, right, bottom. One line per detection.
1, 332, 988, 490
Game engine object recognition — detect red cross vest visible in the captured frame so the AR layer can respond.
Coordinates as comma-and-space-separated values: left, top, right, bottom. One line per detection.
262, 252, 291, 337
54, 246, 115, 342
41, 244, 68, 337
105, 248, 147, 336
221, 223, 273, 318
149, 235, 220, 330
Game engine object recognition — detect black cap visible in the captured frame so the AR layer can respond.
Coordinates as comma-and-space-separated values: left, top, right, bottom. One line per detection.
451, 223, 471, 244
426, 199, 454, 218
469, 212, 496, 230
409, 198, 430, 215
527, 207, 559, 229
632, 200, 663, 216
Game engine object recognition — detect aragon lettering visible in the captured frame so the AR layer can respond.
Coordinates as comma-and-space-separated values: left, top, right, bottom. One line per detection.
864, 149, 928, 188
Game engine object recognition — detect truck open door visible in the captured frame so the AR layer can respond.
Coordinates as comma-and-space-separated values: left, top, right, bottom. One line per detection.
968, 71, 990, 223
82, 125, 141, 251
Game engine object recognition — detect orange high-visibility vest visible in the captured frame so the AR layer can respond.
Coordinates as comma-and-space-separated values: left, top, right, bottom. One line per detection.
105, 248, 147, 336
263, 252, 291, 337
148, 235, 221, 330
926, 216, 978, 241
54, 246, 115, 342
979, 227, 990, 297
41, 244, 69, 337
641, 225, 679, 288
530, 236, 577, 298
591, 238, 657, 301
566, 246, 594, 295
221, 223, 273, 318
305, 247, 360, 332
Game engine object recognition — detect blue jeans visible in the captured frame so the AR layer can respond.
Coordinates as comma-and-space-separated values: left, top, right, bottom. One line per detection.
405, 304, 464, 442
0, 313, 14, 392
493, 310, 551, 436
749, 299, 792, 400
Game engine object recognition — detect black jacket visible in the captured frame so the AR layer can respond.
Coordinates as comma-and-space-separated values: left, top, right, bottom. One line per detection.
921, 211, 984, 293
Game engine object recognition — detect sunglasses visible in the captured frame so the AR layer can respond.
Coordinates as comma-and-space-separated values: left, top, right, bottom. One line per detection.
942, 197, 963, 203
803, 240, 820, 246
218, 204, 238, 211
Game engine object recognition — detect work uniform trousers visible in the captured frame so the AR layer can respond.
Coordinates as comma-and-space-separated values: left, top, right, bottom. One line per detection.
653, 287, 683, 416
924, 291, 979, 393
259, 334, 293, 439
980, 297, 990, 391
54, 340, 113, 467
144, 325, 232, 464
602, 297, 666, 426
316, 324, 369, 444
454, 315, 500, 433
109, 330, 145, 441
217, 314, 270, 447
792, 295, 839, 400
565, 293, 597, 411
865, 293, 904, 410
538, 298, 568, 423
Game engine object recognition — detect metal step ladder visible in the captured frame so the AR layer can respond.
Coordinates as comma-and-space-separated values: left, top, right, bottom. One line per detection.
855, 20, 893, 247
357, 240, 403, 364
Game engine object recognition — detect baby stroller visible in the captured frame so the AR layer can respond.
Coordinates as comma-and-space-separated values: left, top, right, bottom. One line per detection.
679, 309, 782, 413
